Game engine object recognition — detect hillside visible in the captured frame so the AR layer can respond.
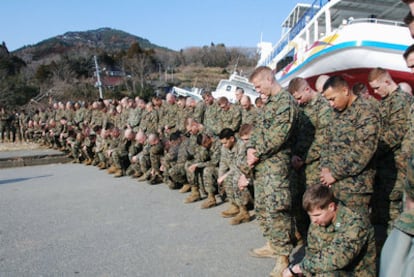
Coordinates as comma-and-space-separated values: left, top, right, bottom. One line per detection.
13, 27, 171, 63
1, 28, 257, 108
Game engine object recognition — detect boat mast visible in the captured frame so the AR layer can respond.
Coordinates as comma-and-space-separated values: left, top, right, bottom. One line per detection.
94, 55, 103, 99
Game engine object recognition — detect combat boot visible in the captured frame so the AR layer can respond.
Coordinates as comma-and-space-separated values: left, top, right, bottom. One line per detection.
200, 193, 216, 209
249, 241, 277, 259
179, 184, 191, 193
184, 186, 201, 203
84, 158, 92, 166
114, 168, 124, 177
230, 205, 250, 225
132, 171, 143, 178
165, 179, 177, 189
149, 174, 163, 185
98, 162, 107, 169
107, 165, 117, 174
221, 202, 239, 218
137, 170, 150, 181
71, 158, 81, 164
269, 255, 289, 277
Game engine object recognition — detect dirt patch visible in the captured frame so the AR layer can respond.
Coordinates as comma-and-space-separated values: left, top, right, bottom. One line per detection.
0, 142, 43, 152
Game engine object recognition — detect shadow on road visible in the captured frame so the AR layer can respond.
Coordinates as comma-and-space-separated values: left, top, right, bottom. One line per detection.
0, 174, 53, 186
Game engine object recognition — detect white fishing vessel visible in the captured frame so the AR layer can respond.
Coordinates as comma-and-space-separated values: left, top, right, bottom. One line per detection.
212, 72, 259, 103
257, 0, 414, 89
171, 86, 204, 101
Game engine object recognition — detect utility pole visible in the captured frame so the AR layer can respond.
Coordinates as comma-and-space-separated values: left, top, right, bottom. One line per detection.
94, 55, 103, 99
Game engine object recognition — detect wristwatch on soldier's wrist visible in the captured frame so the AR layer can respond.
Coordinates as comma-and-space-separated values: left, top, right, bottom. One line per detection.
288, 264, 299, 276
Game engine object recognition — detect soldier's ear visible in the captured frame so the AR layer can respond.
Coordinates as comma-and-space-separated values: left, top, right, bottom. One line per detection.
327, 202, 336, 212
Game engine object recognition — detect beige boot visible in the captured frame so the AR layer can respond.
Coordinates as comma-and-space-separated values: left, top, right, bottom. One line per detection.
84, 158, 92, 166
107, 165, 117, 174
221, 202, 239, 218
230, 205, 250, 225
114, 169, 124, 177
269, 255, 289, 277
98, 162, 107, 169
200, 193, 216, 209
249, 241, 277, 258
184, 187, 201, 203
137, 171, 150, 182
179, 184, 191, 193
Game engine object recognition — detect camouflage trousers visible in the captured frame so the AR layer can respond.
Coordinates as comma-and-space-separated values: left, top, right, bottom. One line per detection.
165, 162, 187, 185
185, 162, 217, 194
70, 140, 81, 159
253, 172, 293, 256
150, 152, 162, 175
202, 166, 218, 194
112, 150, 129, 170
231, 173, 253, 207
82, 145, 94, 160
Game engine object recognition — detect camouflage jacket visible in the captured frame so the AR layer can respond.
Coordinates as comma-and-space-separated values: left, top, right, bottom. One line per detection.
241, 106, 258, 126
377, 88, 412, 160
320, 96, 380, 194
300, 204, 376, 276
293, 93, 332, 165
217, 104, 241, 133
197, 139, 221, 169
248, 89, 298, 176
204, 102, 219, 135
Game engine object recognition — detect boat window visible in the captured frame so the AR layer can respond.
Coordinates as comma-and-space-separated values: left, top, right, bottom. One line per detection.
226, 85, 232, 91
276, 49, 295, 72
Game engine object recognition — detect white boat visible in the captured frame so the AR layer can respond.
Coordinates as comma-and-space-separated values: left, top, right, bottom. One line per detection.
257, 0, 414, 89
212, 72, 259, 104
171, 86, 204, 101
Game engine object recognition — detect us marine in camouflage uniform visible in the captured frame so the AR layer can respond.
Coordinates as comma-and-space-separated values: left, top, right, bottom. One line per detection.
183, 118, 207, 202
368, 67, 413, 233
216, 96, 241, 133
189, 132, 222, 209
126, 130, 147, 177
201, 91, 219, 136
161, 131, 186, 189
240, 95, 258, 126
321, 76, 380, 220
218, 127, 253, 225
288, 77, 333, 238
109, 128, 135, 177
284, 185, 376, 277
246, 66, 299, 276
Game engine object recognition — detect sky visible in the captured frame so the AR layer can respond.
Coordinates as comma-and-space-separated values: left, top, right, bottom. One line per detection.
1, 0, 315, 52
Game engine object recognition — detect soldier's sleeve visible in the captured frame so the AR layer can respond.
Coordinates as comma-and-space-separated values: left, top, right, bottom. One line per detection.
379, 92, 410, 152
218, 146, 230, 177
229, 106, 241, 132
300, 218, 370, 274
305, 101, 332, 164
329, 107, 380, 181
401, 103, 414, 167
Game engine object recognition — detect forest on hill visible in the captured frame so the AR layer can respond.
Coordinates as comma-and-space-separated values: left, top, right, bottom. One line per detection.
0, 27, 258, 109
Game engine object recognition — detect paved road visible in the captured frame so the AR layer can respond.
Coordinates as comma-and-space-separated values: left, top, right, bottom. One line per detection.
0, 163, 274, 277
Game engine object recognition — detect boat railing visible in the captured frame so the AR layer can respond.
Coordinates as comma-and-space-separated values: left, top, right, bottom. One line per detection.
347, 17, 405, 27
261, 0, 329, 66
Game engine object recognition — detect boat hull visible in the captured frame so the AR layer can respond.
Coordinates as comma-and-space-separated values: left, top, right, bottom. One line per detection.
277, 41, 414, 90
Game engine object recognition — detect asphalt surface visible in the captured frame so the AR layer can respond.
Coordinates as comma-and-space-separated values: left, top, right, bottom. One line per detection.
0, 163, 275, 277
